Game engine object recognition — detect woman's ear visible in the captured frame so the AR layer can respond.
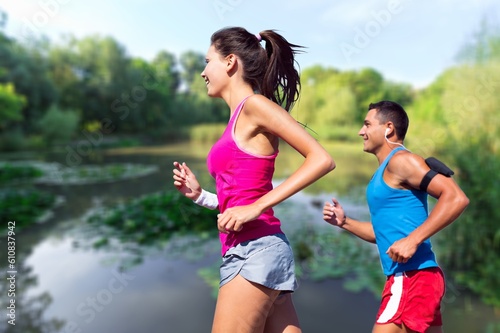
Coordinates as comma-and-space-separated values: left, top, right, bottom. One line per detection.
226, 54, 237, 71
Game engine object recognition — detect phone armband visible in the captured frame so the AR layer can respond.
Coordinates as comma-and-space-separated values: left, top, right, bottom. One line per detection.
419, 157, 454, 192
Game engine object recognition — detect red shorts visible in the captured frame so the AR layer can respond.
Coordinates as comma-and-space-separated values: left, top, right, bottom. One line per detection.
375, 267, 445, 332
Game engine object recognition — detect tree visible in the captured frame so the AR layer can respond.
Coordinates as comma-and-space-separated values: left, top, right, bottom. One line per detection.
431, 18, 500, 308
179, 51, 205, 92
294, 69, 356, 127
0, 83, 26, 131
38, 105, 80, 146
47, 39, 83, 110
71, 35, 131, 125
0, 32, 57, 133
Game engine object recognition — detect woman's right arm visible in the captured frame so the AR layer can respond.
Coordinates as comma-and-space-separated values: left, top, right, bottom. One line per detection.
173, 161, 218, 210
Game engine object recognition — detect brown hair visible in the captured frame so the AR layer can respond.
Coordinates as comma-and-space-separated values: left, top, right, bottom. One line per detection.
369, 100, 409, 140
210, 27, 304, 111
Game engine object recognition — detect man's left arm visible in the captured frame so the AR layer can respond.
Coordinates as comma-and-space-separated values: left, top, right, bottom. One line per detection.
386, 154, 470, 263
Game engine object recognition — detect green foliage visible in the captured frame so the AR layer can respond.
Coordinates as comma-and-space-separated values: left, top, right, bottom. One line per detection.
188, 123, 227, 143
291, 226, 385, 297
295, 76, 357, 126
308, 125, 360, 142
0, 188, 56, 229
0, 34, 58, 133
294, 66, 358, 127
198, 220, 386, 299
0, 81, 26, 149
2, 29, 420, 150
0, 127, 27, 151
432, 18, 500, 308
47, 41, 82, 109
341, 67, 386, 120
52, 35, 131, 126
38, 105, 80, 146
381, 81, 414, 108
179, 51, 206, 91
0, 83, 26, 129
174, 90, 227, 126
0, 164, 43, 184
408, 62, 500, 158
438, 138, 500, 308
293, 66, 414, 136
87, 190, 218, 245
408, 71, 449, 125
45, 35, 184, 135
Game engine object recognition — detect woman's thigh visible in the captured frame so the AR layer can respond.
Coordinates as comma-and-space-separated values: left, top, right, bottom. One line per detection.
212, 274, 281, 333
263, 293, 301, 333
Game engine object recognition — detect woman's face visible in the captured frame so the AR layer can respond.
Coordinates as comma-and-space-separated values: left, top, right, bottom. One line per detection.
201, 45, 229, 98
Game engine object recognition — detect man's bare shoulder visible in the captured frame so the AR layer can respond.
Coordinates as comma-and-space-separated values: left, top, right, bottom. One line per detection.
387, 150, 428, 179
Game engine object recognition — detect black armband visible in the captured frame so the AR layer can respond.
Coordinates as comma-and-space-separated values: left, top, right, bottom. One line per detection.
419, 157, 455, 192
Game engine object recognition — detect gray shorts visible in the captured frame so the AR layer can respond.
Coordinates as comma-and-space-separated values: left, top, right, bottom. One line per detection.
219, 233, 298, 292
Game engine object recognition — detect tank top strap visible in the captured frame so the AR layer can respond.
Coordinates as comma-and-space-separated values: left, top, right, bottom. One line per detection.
228, 95, 253, 126
381, 146, 406, 169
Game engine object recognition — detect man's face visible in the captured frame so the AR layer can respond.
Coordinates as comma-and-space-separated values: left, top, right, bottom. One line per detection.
358, 108, 386, 153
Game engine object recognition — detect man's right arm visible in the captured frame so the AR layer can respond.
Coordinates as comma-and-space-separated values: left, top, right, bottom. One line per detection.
322, 198, 376, 243
341, 216, 376, 243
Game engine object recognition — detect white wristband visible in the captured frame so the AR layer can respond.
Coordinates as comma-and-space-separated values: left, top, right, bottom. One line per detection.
193, 189, 218, 210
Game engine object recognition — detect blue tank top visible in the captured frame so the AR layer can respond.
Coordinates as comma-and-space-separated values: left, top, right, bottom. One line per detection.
366, 147, 438, 276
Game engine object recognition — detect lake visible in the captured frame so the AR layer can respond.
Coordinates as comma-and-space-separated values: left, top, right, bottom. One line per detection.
1, 141, 498, 333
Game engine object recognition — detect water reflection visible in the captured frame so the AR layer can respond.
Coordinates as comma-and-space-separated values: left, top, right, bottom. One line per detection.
0, 232, 65, 332
21, 232, 219, 333
2, 143, 498, 333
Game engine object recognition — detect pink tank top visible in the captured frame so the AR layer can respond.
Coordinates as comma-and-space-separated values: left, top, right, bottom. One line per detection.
207, 96, 282, 255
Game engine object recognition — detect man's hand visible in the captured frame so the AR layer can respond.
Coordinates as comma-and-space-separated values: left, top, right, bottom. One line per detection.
386, 237, 419, 264
323, 198, 347, 228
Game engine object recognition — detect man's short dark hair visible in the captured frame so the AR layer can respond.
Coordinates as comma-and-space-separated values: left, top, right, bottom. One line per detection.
368, 100, 409, 140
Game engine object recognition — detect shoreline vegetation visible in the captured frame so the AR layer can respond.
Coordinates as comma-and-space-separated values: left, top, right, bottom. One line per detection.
1, 136, 498, 314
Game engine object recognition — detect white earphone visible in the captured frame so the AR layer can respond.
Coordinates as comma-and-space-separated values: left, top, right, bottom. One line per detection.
384, 127, 409, 151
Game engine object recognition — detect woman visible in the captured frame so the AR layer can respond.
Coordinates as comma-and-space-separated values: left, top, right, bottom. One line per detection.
173, 27, 335, 333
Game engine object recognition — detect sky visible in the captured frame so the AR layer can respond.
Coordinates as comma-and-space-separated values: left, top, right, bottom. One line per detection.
1, 0, 499, 88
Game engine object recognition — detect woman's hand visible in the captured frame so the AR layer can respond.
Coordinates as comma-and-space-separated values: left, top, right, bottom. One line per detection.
173, 161, 202, 200
216, 204, 263, 233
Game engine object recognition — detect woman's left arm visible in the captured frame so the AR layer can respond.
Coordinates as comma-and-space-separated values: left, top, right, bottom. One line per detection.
249, 95, 336, 211
217, 95, 335, 233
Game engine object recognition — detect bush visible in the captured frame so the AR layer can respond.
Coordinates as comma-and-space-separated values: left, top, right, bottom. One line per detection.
38, 105, 80, 146
438, 138, 500, 308
0, 127, 27, 151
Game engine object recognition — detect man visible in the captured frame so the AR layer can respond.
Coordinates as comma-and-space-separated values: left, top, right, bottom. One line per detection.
323, 101, 469, 333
